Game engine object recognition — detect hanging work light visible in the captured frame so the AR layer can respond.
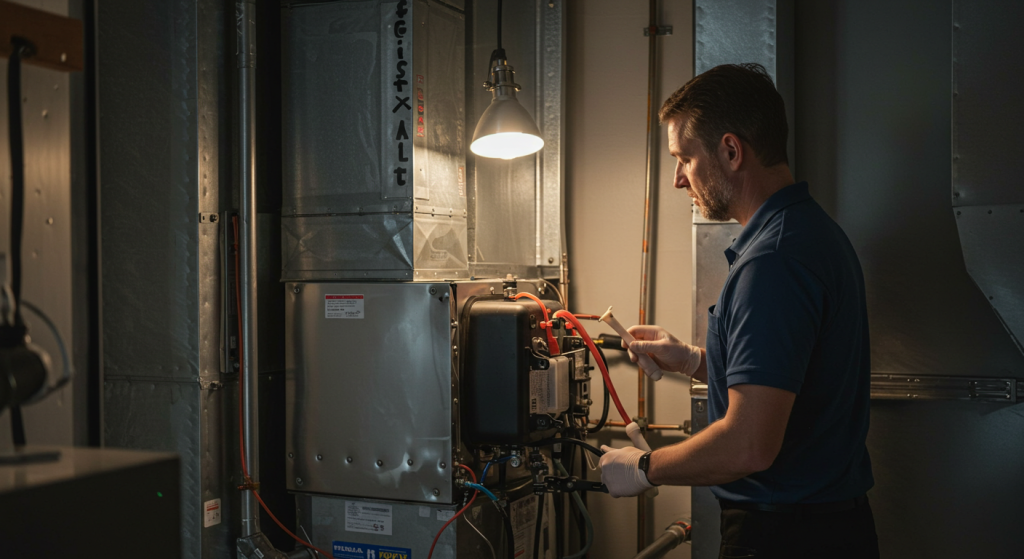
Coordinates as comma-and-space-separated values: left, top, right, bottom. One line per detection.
470, 0, 544, 160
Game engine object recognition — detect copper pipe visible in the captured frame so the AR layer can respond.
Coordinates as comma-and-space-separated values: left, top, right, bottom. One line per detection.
637, 0, 661, 551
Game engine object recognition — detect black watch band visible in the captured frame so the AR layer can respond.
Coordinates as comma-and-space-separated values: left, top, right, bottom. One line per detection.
638, 451, 659, 486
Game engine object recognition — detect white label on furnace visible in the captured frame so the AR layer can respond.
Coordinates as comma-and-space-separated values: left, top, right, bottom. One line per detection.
326, 295, 364, 319
204, 498, 222, 528
345, 501, 392, 535
530, 370, 549, 414
436, 510, 455, 521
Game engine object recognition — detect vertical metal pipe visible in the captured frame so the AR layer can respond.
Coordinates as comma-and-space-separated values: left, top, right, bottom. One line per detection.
236, 0, 260, 537
637, 0, 660, 551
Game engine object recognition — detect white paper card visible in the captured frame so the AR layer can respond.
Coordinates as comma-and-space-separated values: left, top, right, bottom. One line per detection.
204, 498, 222, 528
345, 501, 392, 535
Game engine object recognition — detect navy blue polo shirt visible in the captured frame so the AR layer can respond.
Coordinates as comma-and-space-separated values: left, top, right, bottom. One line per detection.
706, 182, 873, 504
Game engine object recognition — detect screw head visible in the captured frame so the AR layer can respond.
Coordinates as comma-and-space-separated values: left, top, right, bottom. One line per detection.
429, 287, 437, 295
288, 452, 295, 459
293, 286, 300, 294
316, 454, 323, 461
295, 477, 303, 486
376, 459, 384, 467
440, 462, 447, 469
408, 459, 414, 466
433, 488, 440, 496
346, 456, 353, 463
548, 257, 555, 264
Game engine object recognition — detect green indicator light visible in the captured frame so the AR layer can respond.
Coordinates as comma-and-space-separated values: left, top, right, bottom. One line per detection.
157, 492, 163, 497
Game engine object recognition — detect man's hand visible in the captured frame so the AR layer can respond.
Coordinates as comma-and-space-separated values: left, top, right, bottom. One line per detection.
625, 325, 703, 378
598, 445, 654, 498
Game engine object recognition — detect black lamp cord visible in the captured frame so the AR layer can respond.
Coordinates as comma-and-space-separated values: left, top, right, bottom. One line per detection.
6, 38, 36, 447
490, 0, 506, 65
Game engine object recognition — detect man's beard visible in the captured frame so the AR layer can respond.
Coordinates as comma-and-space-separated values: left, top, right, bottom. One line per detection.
696, 158, 734, 221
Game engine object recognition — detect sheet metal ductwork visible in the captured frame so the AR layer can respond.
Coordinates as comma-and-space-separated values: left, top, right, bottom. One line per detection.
952, 0, 1024, 354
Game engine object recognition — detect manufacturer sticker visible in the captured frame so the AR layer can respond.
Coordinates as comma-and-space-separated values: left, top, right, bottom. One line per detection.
530, 370, 550, 413
333, 541, 411, 559
326, 295, 364, 319
345, 501, 392, 535
204, 498, 222, 528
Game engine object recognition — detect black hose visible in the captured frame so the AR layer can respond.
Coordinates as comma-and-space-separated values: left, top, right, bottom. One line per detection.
532, 438, 605, 459
495, 501, 515, 559
590, 346, 611, 433
532, 492, 544, 559
7, 38, 35, 447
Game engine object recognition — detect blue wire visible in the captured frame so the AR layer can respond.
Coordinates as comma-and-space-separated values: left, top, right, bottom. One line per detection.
465, 482, 498, 501
480, 456, 512, 482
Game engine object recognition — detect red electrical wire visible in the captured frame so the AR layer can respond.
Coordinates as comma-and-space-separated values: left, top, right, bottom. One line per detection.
233, 216, 332, 559
553, 310, 632, 425
427, 465, 479, 559
513, 292, 560, 355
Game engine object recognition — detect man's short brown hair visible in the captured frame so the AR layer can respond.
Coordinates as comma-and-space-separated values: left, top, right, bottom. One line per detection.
659, 63, 789, 167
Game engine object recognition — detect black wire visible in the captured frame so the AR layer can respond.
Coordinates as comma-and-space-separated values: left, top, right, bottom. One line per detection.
496, 0, 502, 51
532, 492, 544, 559
494, 500, 515, 559
7, 38, 34, 447
7, 39, 32, 327
590, 346, 611, 433
532, 438, 605, 459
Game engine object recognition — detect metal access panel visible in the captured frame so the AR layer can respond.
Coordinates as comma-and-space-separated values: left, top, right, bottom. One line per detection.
281, 0, 468, 281
286, 282, 457, 504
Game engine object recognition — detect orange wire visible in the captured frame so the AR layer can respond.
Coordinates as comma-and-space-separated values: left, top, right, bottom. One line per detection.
234, 215, 332, 559
427, 465, 478, 559
514, 292, 560, 355
553, 310, 632, 424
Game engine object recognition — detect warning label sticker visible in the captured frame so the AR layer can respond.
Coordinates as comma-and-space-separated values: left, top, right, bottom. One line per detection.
530, 370, 550, 414
203, 498, 221, 528
345, 501, 392, 535
326, 295, 364, 319
333, 541, 411, 559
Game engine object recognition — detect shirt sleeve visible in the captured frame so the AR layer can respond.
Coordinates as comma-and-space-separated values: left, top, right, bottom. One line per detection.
721, 253, 825, 394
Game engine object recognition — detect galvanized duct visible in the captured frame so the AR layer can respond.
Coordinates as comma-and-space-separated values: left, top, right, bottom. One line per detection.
952, 0, 1024, 355
98, 1, 237, 556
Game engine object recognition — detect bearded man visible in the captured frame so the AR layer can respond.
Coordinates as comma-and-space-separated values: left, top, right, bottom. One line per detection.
598, 63, 879, 559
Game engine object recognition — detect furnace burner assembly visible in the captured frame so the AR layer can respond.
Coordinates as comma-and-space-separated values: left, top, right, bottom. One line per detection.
283, 277, 651, 559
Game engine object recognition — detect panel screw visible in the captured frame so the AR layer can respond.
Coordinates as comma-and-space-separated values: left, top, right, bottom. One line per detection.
440, 462, 446, 469
46, 218, 53, 225
295, 477, 303, 486
548, 257, 555, 263
288, 452, 295, 459
429, 287, 437, 295
347, 456, 353, 463
60, 52, 67, 63
293, 286, 301, 294
433, 488, 440, 496
408, 459, 414, 466
453, 398, 458, 404
316, 454, 323, 461
377, 459, 384, 467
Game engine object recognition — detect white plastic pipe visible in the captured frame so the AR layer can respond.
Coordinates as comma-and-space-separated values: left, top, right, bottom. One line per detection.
599, 306, 664, 381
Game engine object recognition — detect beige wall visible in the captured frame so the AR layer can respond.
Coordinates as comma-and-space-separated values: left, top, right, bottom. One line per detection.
565, 0, 694, 557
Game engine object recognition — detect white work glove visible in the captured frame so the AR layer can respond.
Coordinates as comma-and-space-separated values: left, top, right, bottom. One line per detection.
625, 325, 702, 377
598, 445, 654, 498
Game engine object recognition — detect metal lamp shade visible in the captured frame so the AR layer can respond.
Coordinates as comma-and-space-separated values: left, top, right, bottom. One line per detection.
470, 97, 544, 160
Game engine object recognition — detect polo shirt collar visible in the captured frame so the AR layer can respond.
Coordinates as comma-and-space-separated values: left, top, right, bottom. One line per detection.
725, 182, 811, 265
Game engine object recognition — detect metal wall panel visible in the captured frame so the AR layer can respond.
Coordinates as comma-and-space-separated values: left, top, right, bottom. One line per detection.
952, 0, 1024, 352
0, 0, 75, 445
281, 0, 468, 281
286, 282, 456, 504
793, 0, 1024, 556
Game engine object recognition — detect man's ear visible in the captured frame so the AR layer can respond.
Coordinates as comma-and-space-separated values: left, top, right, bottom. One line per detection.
719, 133, 744, 171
